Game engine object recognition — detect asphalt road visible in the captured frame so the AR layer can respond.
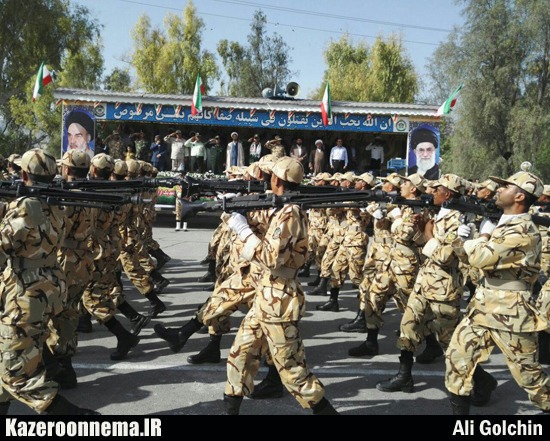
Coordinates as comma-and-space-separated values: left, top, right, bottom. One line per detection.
6, 211, 549, 416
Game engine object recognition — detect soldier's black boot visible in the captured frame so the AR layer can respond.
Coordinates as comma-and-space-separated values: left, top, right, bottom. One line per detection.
198, 260, 216, 283
339, 309, 367, 333
150, 269, 170, 292
223, 394, 243, 415
538, 331, 550, 364
43, 343, 62, 381
145, 290, 166, 317
308, 277, 329, 296
312, 397, 340, 415
308, 274, 321, 287
250, 364, 284, 399
54, 356, 78, 390
376, 351, 414, 393
149, 248, 171, 271
154, 317, 203, 353
77, 310, 93, 333
45, 394, 101, 415
199, 256, 212, 265
316, 287, 339, 311
415, 333, 444, 364
471, 365, 498, 406
449, 393, 470, 415
118, 301, 151, 335
298, 263, 310, 278
348, 329, 379, 356
187, 334, 222, 364
0, 402, 10, 415
104, 317, 140, 361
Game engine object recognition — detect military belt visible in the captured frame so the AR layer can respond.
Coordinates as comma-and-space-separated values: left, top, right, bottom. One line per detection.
483, 278, 530, 291
271, 266, 299, 279
7, 256, 57, 270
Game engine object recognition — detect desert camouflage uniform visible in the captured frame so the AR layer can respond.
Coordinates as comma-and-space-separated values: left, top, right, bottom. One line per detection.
318, 208, 346, 280
305, 208, 328, 270
446, 213, 550, 410
365, 205, 427, 330
143, 187, 161, 253
206, 222, 226, 261
0, 197, 66, 412
109, 202, 131, 306
225, 204, 326, 408
397, 208, 463, 353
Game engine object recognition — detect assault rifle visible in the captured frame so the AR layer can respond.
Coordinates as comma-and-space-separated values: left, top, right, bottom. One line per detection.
60, 178, 162, 193
443, 196, 550, 228
0, 182, 140, 211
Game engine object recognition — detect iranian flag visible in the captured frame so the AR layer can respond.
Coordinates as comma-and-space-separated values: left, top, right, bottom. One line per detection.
32, 62, 54, 102
321, 82, 332, 126
191, 73, 203, 116
436, 83, 464, 116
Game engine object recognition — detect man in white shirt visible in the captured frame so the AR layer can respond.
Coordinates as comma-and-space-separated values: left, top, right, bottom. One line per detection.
329, 138, 348, 173
365, 136, 385, 171
164, 130, 186, 171
185, 133, 206, 172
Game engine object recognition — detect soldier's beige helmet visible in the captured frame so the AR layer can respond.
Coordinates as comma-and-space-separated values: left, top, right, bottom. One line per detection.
477, 179, 498, 193
61, 150, 91, 169
400, 173, 427, 193
431, 173, 466, 194
258, 154, 277, 175
489, 171, 544, 198
271, 156, 304, 184
381, 172, 402, 188
21, 148, 57, 177
245, 162, 262, 180
126, 159, 140, 177
91, 153, 115, 173
357, 172, 376, 188
113, 159, 128, 177
342, 171, 358, 183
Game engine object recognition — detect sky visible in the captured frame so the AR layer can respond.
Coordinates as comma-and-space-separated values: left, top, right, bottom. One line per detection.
72, 0, 465, 100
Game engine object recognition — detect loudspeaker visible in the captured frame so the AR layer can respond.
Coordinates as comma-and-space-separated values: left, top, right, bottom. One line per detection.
286, 82, 300, 97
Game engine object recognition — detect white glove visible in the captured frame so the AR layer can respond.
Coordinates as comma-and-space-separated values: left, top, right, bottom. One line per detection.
479, 218, 497, 236
217, 192, 238, 201
227, 212, 253, 241
387, 207, 402, 221
372, 209, 384, 220
457, 224, 472, 239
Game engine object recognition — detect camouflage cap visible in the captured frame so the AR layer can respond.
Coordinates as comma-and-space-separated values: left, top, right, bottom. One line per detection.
543, 185, 550, 197
312, 172, 332, 181
271, 156, 304, 184
126, 159, 140, 175
431, 173, 465, 194
140, 162, 153, 175
245, 162, 262, 180
489, 171, 544, 198
257, 154, 277, 174
61, 150, 91, 169
478, 179, 498, 193
357, 172, 376, 187
113, 159, 128, 176
342, 171, 358, 183
91, 153, 115, 173
330, 172, 344, 182
8, 153, 22, 165
21, 148, 57, 176
381, 172, 401, 188
400, 173, 426, 193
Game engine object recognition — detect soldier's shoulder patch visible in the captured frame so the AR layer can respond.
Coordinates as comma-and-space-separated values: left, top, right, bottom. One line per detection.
445, 232, 457, 243
272, 227, 282, 239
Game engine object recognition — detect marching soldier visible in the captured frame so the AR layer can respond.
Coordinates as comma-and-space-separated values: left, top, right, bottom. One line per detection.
0, 149, 99, 415
446, 171, 550, 414
535, 185, 550, 364
376, 174, 465, 393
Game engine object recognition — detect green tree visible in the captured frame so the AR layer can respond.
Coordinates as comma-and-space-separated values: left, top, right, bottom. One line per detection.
313, 34, 418, 102
431, 0, 550, 180
217, 10, 294, 97
131, 0, 218, 94
1, 0, 102, 156
104, 67, 132, 92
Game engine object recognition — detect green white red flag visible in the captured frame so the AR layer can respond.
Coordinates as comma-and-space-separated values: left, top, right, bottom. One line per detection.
436, 83, 464, 116
32, 62, 54, 102
191, 73, 203, 116
321, 82, 332, 126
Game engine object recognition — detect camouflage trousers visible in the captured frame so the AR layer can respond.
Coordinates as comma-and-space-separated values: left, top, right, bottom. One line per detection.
331, 244, 367, 288
397, 291, 461, 353
365, 265, 417, 331
537, 281, 550, 325
319, 236, 342, 278
306, 228, 326, 269
216, 235, 234, 282
358, 242, 389, 311
207, 224, 226, 261
137, 240, 156, 274
446, 316, 550, 411
0, 267, 66, 412
49, 249, 94, 357
119, 248, 154, 296
197, 267, 258, 335
82, 255, 118, 323
225, 307, 326, 409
